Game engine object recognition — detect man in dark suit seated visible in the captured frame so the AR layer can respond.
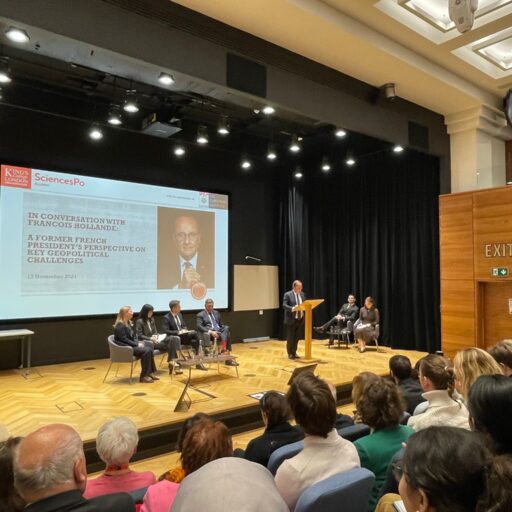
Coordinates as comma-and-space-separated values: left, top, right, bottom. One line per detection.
314, 294, 359, 343
162, 299, 206, 371
13, 424, 134, 512
389, 355, 425, 414
196, 298, 238, 366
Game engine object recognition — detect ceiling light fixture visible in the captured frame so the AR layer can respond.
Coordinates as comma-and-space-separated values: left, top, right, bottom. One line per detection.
5, 27, 30, 44
321, 157, 331, 172
88, 125, 104, 141
196, 125, 208, 145
345, 157, 356, 167
107, 105, 122, 126
335, 128, 347, 138
294, 167, 303, 179
381, 83, 397, 100
262, 105, 275, 115
289, 135, 301, 153
217, 116, 230, 135
241, 155, 252, 170
0, 87, 3, 101
267, 144, 277, 161
0, 59, 12, 84
123, 91, 139, 113
158, 72, 175, 86
173, 145, 186, 157
393, 145, 404, 153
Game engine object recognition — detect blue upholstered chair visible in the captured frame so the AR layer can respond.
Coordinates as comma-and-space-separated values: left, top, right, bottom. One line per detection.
338, 423, 371, 441
295, 468, 375, 512
267, 440, 304, 475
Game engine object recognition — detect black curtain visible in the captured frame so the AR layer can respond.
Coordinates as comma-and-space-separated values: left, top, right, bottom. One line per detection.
278, 150, 440, 352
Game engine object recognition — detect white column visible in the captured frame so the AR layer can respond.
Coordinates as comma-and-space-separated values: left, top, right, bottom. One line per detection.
445, 105, 512, 192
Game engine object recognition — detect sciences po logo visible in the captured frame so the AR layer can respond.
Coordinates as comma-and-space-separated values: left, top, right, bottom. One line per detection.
1, 165, 32, 189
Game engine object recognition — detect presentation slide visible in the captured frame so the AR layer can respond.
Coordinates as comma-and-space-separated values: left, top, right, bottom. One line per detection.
0, 164, 229, 320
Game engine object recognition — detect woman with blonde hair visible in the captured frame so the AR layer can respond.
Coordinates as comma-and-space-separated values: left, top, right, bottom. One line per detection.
453, 347, 503, 400
114, 305, 157, 383
407, 354, 469, 431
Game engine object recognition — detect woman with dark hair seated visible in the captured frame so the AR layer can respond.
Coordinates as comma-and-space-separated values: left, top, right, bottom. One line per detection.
243, 391, 304, 467
355, 296, 379, 353
275, 373, 360, 511
114, 305, 157, 383
398, 426, 512, 512
136, 303, 183, 375
0, 437, 25, 512
354, 377, 414, 511
468, 374, 512, 454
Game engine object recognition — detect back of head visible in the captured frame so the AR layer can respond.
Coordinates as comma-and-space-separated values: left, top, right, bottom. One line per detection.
357, 377, 403, 430
0, 437, 25, 512
488, 340, 512, 374
287, 372, 336, 437
389, 355, 412, 381
171, 458, 289, 512
14, 424, 85, 503
468, 374, 512, 454
177, 413, 210, 453
351, 372, 380, 406
402, 426, 490, 512
180, 419, 233, 475
260, 391, 291, 429
454, 348, 503, 399
96, 416, 138, 467
419, 354, 455, 396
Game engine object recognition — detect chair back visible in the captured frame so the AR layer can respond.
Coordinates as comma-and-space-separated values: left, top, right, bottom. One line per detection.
295, 467, 375, 512
338, 424, 370, 442
267, 440, 304, 475
107, 335, 134, 363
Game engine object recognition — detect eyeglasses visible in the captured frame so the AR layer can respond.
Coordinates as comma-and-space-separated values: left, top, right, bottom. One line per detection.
391, 462, 406, 483
175, 232, 199, 243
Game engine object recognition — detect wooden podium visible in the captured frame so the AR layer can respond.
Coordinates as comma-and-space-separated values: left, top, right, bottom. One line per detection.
294, 299, 324, 362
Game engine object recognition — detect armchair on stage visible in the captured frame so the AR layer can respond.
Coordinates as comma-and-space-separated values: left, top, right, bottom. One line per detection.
294, 299, 324, 361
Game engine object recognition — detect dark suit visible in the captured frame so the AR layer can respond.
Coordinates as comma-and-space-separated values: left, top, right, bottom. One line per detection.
135, 317, 181, 361
25, 489, 134, 512
283, 289, 306, 357
162, 312, 200, 353
398, 377, 425, 415
323, 302, 359, 330
196, 309, 231, 350
243, 422, 304, 467
158, 252, 214, 290
113, 323, 155, 377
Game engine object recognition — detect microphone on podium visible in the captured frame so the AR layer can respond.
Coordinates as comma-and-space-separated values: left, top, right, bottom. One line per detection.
245, 255, 262, 263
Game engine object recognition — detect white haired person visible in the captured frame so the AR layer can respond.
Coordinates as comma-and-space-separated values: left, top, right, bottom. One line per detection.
14, 423, 134, 512
84, 417, 156, 498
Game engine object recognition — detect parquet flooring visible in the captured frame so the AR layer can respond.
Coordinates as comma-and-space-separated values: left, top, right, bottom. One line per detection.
0, 339, 426, 442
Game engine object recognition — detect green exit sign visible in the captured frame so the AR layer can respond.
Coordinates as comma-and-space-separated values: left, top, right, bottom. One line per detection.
492, 267, 509, 277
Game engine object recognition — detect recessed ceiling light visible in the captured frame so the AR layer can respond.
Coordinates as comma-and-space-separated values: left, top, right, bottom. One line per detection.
196, 125, 208, 145
294, 170, 303, 179
346, 157, 356, 166
88, 125, 104, 141
107, 105, 122, 126
335, 128, 347, 138
262, 105, 275, 115
267, 144, 277, 161
290, 135, 301, 153
217, 116, 230, 135
321, 157, 331, 171
5, 27, 30, 44
241, 157, 252, 170
123, 92, 139, 113
393, 145, 404, 153
0, 60, 12, 84
173, 145, 186, 156
253, 108, 260, 114
158, 72, 175, 85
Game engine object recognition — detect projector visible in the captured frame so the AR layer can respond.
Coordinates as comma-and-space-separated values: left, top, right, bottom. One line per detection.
448, 0, 479, 33
141, 112, 182, 138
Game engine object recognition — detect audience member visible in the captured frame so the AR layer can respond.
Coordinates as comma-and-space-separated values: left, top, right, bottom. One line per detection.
13, 424, 134, 512
84, 417, 155, 498
275, 372, 360, 511
0, 437, 25, 512
171, 457, 289, 512
488, 340, 512, 376
468, 374, 512, 454
398, 426, 512, 512
114, 306, 157, 383
242, 391, 304, 467
389, 355, 424, 414
354, 378, 413, 511
326, 380, 354, 429
351, 371, 380, 423
454, 347, 503, 400
141, 418, 232, 512
407, 354, 469, 431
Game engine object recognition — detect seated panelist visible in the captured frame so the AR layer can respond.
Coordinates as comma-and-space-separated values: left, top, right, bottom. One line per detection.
314, 293, 358, 340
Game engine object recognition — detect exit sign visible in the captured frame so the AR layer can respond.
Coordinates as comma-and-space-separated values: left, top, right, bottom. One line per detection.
492, 267, 509, 277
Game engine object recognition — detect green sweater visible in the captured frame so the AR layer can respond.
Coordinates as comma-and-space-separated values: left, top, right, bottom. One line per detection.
354, 424, 414, 512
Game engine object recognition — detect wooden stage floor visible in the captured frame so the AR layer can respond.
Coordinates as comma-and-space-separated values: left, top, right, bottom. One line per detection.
0, 339, 426, 444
